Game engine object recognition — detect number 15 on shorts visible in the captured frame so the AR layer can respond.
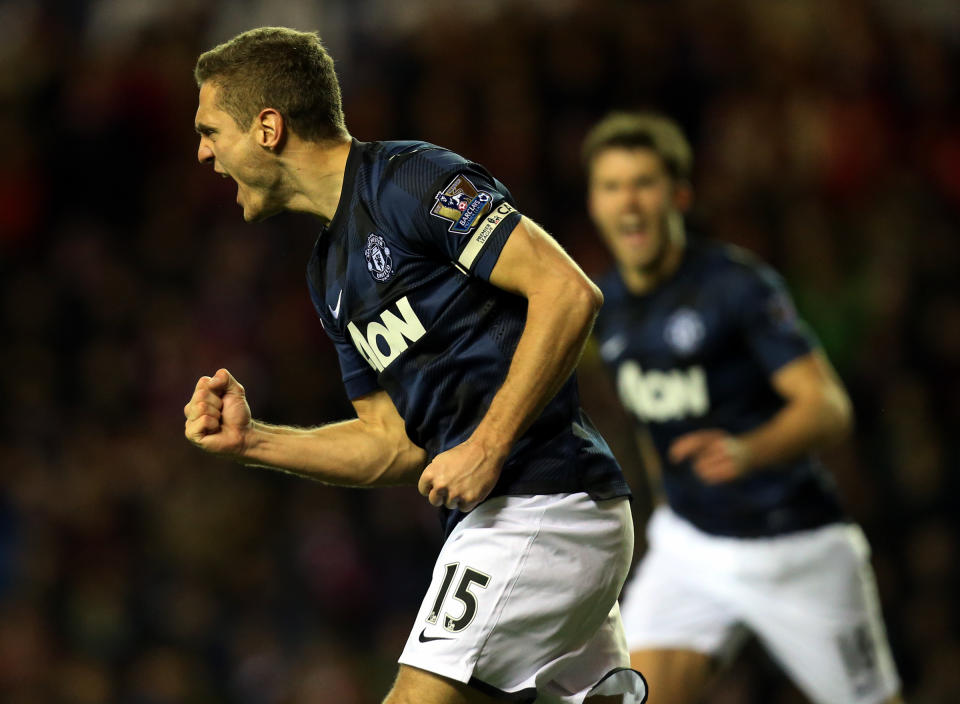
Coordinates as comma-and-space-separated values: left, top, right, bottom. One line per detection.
427, 562, 491, 632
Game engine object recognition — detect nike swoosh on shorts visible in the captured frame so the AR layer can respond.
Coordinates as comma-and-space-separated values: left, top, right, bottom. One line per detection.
418, 628, 454, 643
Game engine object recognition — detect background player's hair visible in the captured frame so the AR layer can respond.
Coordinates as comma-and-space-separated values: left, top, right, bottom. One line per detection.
195, 27, 348, 142
582, 112, 693, 182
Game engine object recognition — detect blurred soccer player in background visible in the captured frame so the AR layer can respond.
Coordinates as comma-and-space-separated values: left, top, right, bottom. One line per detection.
582, 112, 904, 704
183, 27, 645, 704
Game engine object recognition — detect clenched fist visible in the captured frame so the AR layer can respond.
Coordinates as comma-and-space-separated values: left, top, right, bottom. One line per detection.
184, 368, 252, 456
417, 438, 504, 512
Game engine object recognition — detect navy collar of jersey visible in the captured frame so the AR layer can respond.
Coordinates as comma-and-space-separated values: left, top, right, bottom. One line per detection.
320, 137, 364, 238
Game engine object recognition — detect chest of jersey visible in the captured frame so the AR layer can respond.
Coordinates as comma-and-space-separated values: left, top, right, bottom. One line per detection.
597, 281, 769, 429
316, 207, 464, 373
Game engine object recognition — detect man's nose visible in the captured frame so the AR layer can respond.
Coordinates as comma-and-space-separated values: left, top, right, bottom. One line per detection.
620, 187, 644, 210
198, 142, 214, 164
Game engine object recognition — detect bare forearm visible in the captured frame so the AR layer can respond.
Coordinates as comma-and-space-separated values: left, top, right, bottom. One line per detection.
240, 418, 426, 486
738, 391, 852, 470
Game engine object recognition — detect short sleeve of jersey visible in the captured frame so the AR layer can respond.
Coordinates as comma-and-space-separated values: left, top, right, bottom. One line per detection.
378, 148, 522, 281
306, 278, 379, 400
330, 328, 380, 399
733, 262, 816, 374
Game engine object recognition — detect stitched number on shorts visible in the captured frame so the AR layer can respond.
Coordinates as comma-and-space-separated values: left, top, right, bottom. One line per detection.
425, 562, 491, 632
837, 623, 879, 695
426, 563, 458, 625
446, 568, 490, 631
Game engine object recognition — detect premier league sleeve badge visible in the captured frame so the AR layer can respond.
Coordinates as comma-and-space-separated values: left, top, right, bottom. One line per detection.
430, 174, 493, 234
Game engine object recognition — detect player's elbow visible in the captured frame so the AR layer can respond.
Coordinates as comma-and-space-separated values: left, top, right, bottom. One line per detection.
530, 267, 603, 335
819, 383, 854, 443
564, 273, 604, 319
587, 278, 604, 312
832, 388, 854, 439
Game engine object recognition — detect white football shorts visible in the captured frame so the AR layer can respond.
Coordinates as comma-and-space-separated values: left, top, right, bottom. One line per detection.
399, 492, 648, 703
620, 505, 901, 704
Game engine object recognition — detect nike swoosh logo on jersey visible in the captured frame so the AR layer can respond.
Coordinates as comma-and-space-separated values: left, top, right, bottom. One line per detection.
329, 289, 343, 319
418, 628, 454, 643
600, 334, 627, 361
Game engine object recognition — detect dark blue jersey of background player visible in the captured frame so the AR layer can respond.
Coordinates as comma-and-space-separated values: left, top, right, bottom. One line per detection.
307, 139, 631, 531
594, 238, 844, 536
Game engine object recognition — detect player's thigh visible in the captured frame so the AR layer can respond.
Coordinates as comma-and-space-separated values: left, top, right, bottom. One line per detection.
383, 665, 502, 704
746, 525, 901, 704
620, 554, 740, 656
620, 508, 743, 657
630, 648, 712, 704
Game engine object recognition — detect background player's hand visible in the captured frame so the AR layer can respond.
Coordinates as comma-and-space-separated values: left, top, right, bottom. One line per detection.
669, 429, 751, 483
417, 439, 504, 512
184, 368, 252, 456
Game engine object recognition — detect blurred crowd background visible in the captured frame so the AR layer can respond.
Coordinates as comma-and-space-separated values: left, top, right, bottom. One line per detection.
1, 0, 958, 701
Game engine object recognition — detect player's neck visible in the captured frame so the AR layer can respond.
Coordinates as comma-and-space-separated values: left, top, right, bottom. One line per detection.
620, 220, 686, 296
277, 137, 353, 225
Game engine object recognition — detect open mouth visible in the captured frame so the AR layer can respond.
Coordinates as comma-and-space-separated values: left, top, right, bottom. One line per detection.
619, 221, 650, 242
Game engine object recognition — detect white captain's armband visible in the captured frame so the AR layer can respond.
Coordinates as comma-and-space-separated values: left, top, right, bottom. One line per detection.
458, 202, 518, 270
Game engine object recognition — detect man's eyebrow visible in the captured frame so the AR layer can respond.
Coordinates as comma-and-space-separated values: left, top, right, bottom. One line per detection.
195, 122, 215, 134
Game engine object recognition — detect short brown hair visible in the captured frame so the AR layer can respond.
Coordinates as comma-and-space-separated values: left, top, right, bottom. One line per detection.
581, 112, 693, 182
195, 27, 348, 142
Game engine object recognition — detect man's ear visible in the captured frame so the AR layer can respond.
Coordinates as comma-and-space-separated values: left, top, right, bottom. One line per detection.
673, 181, 693, 213
256, 108, 284, 152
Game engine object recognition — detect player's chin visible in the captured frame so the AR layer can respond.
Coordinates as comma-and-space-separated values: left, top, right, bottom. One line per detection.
620, 246, 656, 271
242, 207, 271, 223
242, 213, 272, 224
241, 200, 282, 223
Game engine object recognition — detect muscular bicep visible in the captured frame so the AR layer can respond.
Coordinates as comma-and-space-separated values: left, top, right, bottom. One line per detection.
351, 389, 427, 480
771, 349, 851, 411
351, 388, 406, 427
488, 216, 599, 300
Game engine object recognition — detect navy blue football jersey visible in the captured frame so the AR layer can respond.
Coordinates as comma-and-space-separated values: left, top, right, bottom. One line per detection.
307, 140, 630, 533
595, 239, 844, 537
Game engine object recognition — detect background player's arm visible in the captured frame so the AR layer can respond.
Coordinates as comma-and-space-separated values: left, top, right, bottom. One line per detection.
418, 216, 602, 510
185, 369, 426, 486
738, 348, 853, 465
671, 349, 852, 482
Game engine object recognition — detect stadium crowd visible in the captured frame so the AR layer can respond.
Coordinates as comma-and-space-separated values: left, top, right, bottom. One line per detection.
0, 0, 957, 701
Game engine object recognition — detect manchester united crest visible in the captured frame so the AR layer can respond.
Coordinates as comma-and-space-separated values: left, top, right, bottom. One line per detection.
664, 307, 705, 356
365, 233, 394, 282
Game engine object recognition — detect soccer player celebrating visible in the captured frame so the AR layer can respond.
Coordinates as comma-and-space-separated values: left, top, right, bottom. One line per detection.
184, 27, 646, 704
583, 112, 903, 704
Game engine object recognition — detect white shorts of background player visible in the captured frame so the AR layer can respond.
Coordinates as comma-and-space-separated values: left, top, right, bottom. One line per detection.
621, 505, 901, 704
